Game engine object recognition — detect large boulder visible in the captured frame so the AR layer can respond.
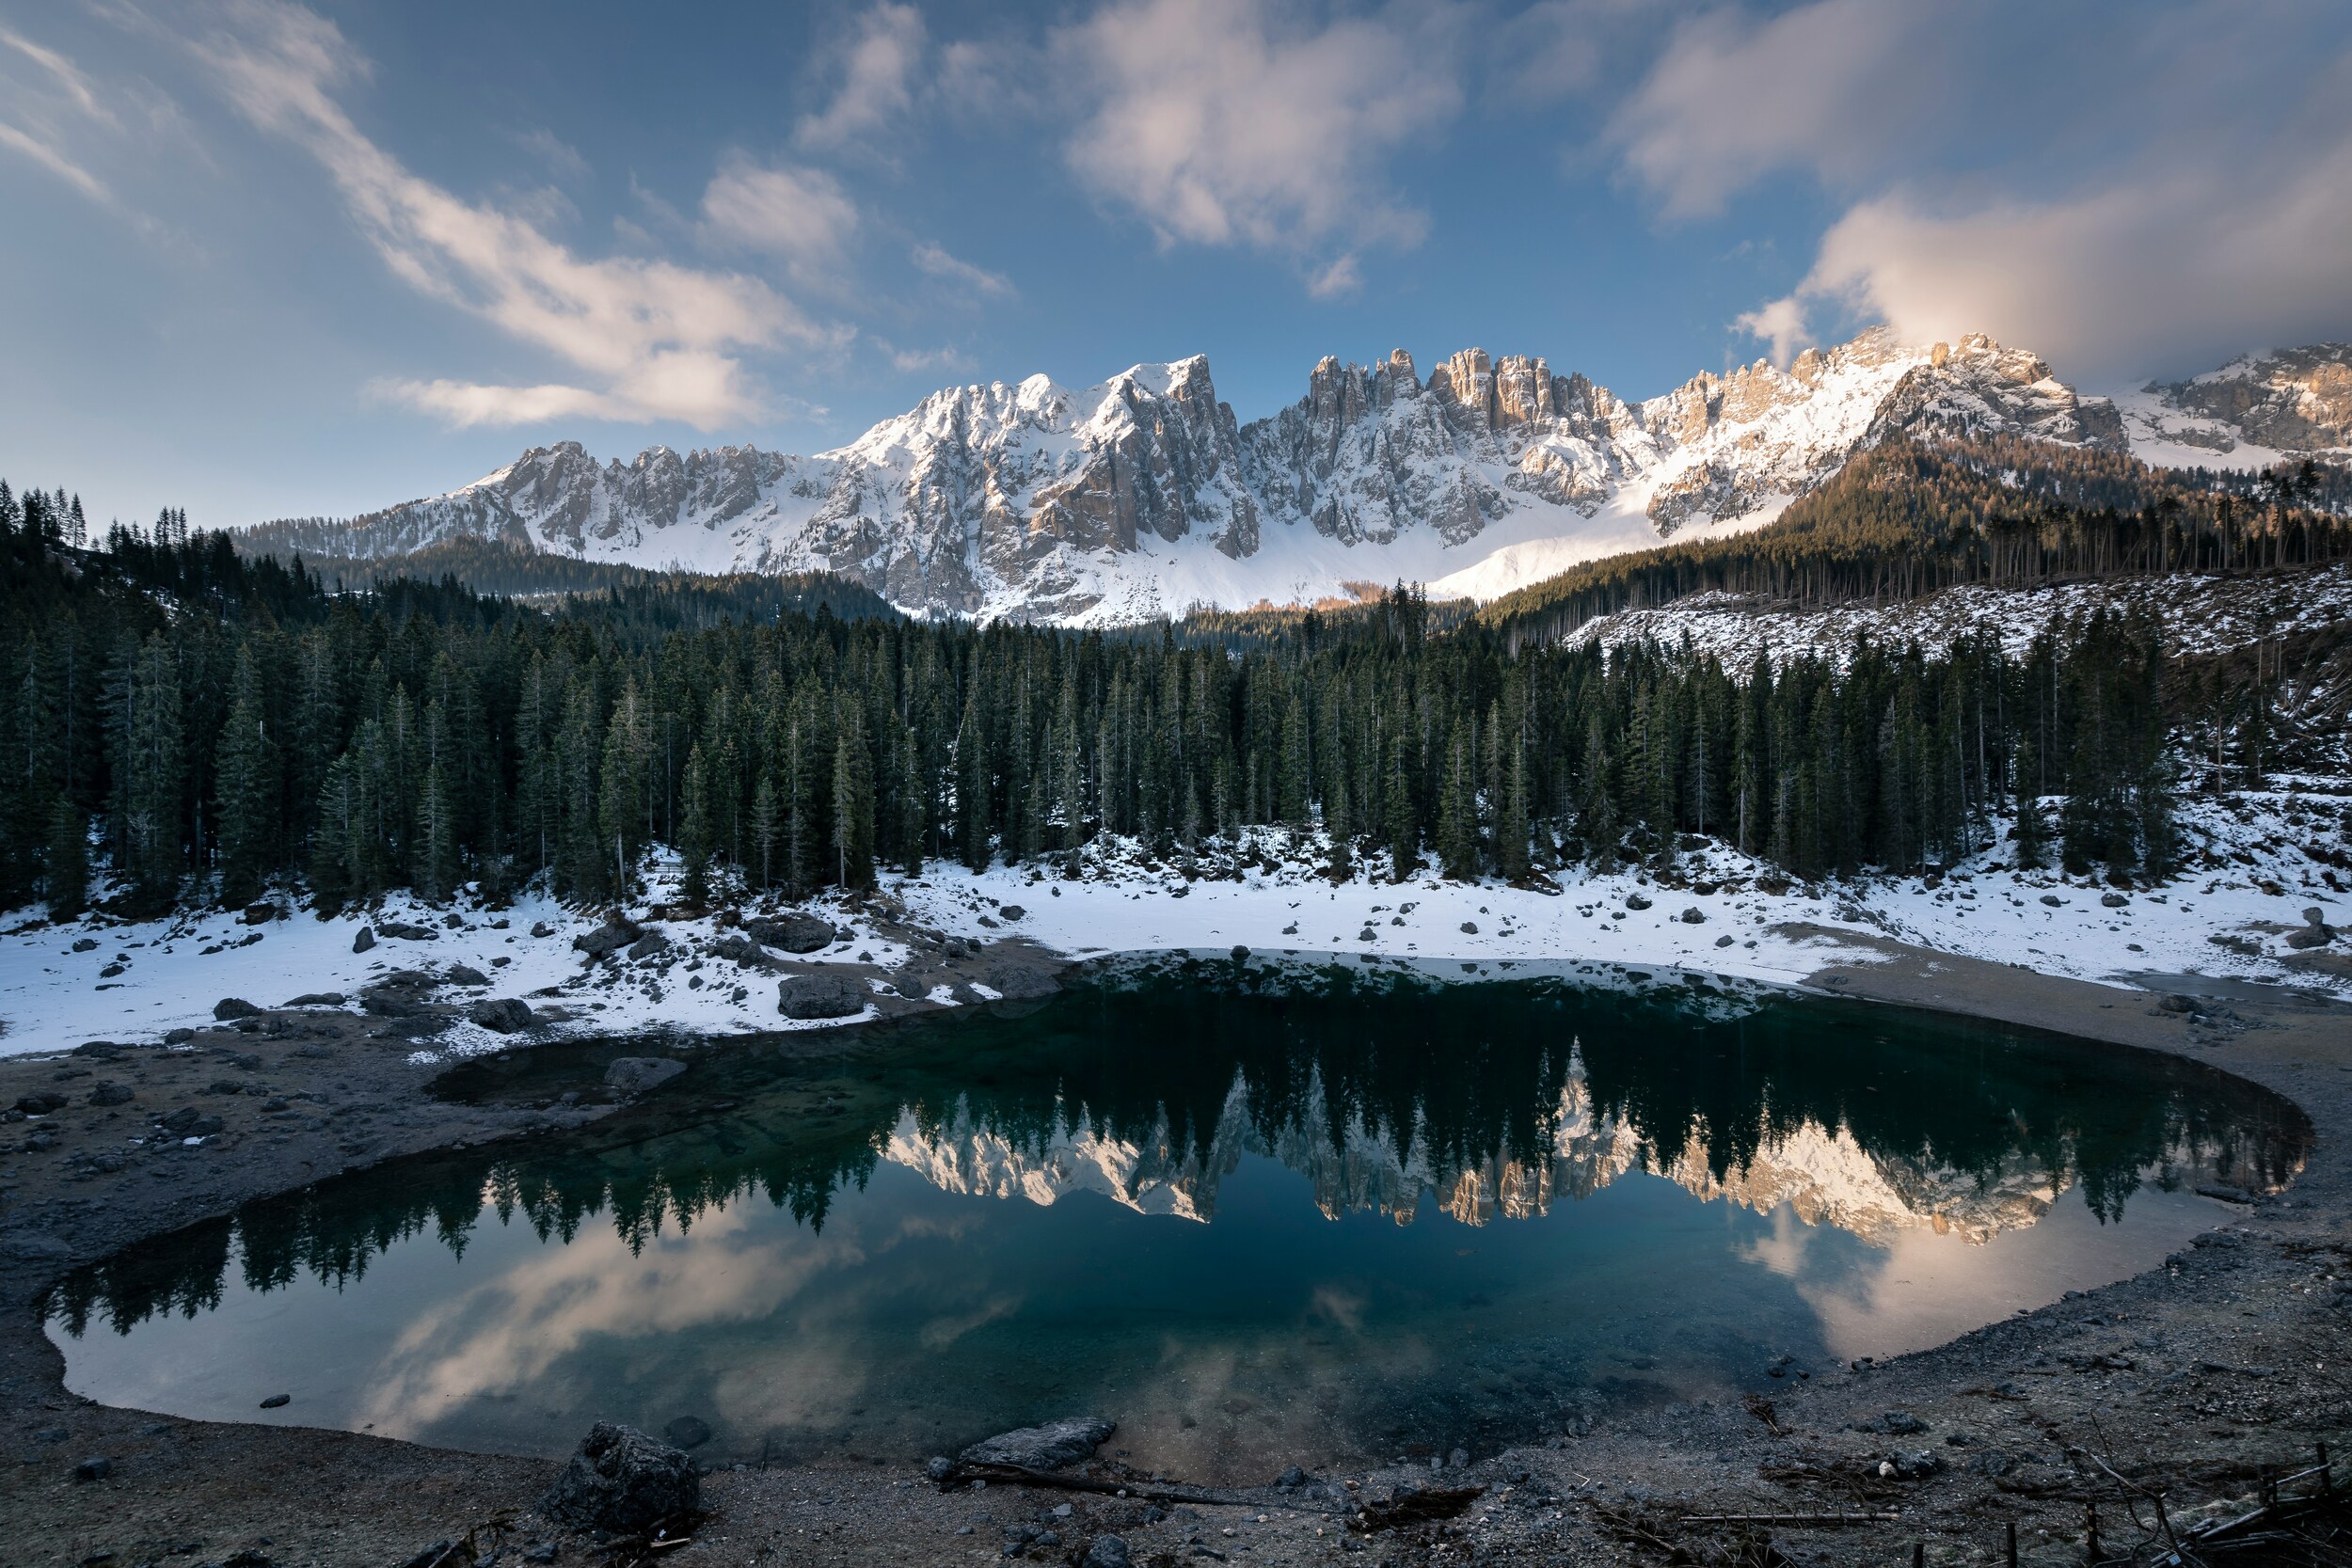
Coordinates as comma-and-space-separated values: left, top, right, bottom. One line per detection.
213, 998, 261, 1021
778, 973, 867, 1021
538, 1422, 701, 1534
746, 913, 834, 954
574, 917, 643, 958
957, 1418, 1115, 1472
606, 1057, 687, 1094
468, 998, 536, 1035
2286, 907, 2337, 949
710, 933, 781, 970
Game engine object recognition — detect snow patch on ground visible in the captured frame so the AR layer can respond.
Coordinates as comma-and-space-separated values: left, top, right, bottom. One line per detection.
4, 789, 2344, 1060
0, 865, 905, 1060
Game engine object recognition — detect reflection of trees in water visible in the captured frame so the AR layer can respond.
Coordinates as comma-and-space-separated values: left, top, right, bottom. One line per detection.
44, 968, 2309, 1338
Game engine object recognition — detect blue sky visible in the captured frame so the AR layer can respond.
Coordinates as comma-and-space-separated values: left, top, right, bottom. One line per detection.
4, 0, 2350, 530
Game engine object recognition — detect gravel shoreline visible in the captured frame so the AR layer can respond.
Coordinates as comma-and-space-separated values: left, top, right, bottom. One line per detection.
3, 925, 2347, 1568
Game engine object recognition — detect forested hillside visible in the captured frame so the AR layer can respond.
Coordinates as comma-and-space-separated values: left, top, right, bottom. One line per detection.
0, 472, 2215, 927
1480, 436, 2352, 647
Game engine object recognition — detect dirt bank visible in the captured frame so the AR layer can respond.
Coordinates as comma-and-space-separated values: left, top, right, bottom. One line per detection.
2, 928, 2346, 1568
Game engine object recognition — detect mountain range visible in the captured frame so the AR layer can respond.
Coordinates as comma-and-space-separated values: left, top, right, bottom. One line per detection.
244, 333, 2352, 626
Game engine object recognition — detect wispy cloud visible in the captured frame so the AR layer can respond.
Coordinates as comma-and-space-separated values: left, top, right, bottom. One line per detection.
178, 0, 820, 428
700, 155, 862, 285
910, 240, 1013, 299
509, 125, 588, 183
879, 340, 976, 376
0, 24, 122, 205
796, 3, 927, 150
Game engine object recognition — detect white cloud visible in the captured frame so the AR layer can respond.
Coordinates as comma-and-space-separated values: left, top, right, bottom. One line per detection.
910, 240, 1013, 298
1771, 149, 2352, 381
1732, 293, 1807, 368
797, 3, 927, 150
181, 0, 815, 428
1056, 0, 1462, 270
700, 155, 861, 283
1638, 0, 2352, 378
1610, 0, 1940, 219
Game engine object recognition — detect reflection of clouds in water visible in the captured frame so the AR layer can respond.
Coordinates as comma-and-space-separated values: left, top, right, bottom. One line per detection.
919, 1293, 1025, 1350
356, 1203, 845, 1438
355, 1195, 982, 1442
1309, 1285, 1367, 1334
1738, 1187, 2226, 1364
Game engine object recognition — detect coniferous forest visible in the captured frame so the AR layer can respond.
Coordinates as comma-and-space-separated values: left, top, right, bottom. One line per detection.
7, 457, 2339, 925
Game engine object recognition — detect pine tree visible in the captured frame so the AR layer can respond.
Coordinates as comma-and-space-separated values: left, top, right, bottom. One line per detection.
1437, 729, 1477, 879
45, 796, 87, 919
752, 769, 781, 890
113, 632, 184, 911
833, 705, 875, 889
214, 648, 276, 906
680, 743, 713, 907
2013, 732, 2048, 869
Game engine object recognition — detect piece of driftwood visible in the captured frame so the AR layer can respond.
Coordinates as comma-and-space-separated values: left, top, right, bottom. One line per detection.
1352, 1485, 1486, 1531
931, 1460, 1271, 1509
1678, 1513, 1900, 1526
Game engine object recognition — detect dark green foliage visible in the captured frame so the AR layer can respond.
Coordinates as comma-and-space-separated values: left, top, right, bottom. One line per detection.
0, 478, 2253, 921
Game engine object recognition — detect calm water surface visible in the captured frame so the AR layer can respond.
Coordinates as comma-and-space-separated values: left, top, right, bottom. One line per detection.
46, 959, 2308, 1481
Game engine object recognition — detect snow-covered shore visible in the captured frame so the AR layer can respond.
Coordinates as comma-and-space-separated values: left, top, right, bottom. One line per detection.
1, 786, 2344, 1061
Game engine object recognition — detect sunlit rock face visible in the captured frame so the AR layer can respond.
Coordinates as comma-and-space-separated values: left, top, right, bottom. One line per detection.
871, 1056, 2263, 1248
2137, 345, 2352, 457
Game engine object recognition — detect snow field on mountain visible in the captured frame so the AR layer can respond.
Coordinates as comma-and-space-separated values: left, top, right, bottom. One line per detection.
5, 777, 2340, 1062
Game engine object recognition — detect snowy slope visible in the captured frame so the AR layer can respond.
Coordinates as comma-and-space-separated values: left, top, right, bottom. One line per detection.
246, 328, 2134, 626
1568, 563, 2352, 670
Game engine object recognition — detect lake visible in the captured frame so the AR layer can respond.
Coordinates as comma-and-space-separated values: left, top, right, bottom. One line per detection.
46, 957, 2308, 1482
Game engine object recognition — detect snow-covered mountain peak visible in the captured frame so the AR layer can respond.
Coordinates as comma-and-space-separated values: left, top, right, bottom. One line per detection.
247, 327, 2312, 626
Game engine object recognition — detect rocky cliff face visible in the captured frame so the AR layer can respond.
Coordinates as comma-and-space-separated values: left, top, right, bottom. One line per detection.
249, 326, 2193, 625
2128, 344, 2352, 460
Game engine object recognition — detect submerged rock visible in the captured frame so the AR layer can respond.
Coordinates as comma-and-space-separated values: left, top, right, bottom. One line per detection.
663, 1416, 712, 1449
538, 1422, 701, 1534
957, 1417, 1114, 1471
605, 1057, 686, 1095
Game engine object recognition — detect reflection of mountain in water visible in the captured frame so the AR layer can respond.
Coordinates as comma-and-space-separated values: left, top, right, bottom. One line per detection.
882, 1044, 2246, 1245
46, 968, 2311, 1338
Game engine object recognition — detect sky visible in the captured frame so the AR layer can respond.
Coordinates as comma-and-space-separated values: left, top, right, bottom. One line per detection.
3, 0, 2350, 531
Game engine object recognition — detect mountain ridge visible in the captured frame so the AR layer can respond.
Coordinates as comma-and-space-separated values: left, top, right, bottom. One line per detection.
242, 333, 2349, 625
